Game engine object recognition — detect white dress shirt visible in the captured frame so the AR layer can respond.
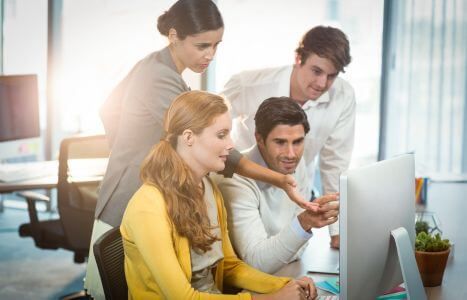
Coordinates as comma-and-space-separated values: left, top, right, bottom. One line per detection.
221, 65, 356, 236
212, 145, 312, 274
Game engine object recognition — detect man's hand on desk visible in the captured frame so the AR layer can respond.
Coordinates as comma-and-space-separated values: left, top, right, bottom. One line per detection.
297, 193, 340, 232
330, 235, 340, 249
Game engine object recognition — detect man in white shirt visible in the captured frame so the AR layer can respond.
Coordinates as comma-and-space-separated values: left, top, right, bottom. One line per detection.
221, 26, 355, 249
214, 97, 339, 273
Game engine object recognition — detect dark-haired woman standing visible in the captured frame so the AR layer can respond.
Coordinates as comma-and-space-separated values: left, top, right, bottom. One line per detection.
85, 1, 317, 298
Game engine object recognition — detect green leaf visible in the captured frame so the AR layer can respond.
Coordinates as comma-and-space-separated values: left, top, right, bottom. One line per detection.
415, 231, 450, 252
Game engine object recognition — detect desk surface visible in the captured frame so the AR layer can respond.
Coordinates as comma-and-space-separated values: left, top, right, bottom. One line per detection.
423, 182, 467, 299
274, 182, 467, 299
275, 227, 338, 297
0, 159, 107, 193
0, 175, 103, 193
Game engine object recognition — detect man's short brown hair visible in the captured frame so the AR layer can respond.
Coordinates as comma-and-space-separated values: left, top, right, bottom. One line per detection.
295, 26, 351, 72
254, 97, 310, 141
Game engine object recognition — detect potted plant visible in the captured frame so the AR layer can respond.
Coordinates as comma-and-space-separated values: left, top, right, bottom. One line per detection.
415, 220, 430, 235
414, 221, 451, 287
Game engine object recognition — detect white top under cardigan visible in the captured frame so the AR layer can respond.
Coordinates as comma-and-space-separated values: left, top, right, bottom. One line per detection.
190, 177, 223, 294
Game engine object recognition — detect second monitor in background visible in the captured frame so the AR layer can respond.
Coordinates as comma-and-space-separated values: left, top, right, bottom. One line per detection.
0, 74, 40, 143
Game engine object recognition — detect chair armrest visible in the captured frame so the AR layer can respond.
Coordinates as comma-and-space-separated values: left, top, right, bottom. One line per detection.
15, 191, 51, 226
15, 191, 50, 202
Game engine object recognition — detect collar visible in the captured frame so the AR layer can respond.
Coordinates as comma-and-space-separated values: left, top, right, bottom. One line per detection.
277, 65, 293, 99
302, 92, 330, 111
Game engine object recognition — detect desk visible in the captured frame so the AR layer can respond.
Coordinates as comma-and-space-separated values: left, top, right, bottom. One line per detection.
274, 182, 467, 299
0, 159, 106, 211
0, 175, 104, 194
423, 182, 467, 299
274, 227, 337, 297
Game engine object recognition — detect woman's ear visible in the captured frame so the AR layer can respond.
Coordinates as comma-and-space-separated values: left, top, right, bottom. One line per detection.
168, 28, 179, 45
182, 129, 194, 146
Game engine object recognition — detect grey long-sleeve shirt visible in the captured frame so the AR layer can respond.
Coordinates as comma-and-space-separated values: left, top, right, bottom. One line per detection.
96, 47, 241, 227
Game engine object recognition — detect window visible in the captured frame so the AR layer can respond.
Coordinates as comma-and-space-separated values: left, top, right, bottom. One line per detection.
381, 0, 467, 175
56, 0, 201, 134
0, 0, 47, 162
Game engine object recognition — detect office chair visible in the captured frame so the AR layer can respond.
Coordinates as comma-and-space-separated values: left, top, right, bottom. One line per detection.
93, 227, 128, 300
18, 134, 109, 263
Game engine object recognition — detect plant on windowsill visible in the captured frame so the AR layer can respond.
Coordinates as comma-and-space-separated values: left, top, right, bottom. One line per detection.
414, 221, 451, 287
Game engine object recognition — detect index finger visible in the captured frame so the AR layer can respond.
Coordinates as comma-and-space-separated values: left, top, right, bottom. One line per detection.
301, 201, 321, 212
296, 277, 316, 299
296, 276, 314, 287
315, 193, 339, 205
303, 277, 317, 300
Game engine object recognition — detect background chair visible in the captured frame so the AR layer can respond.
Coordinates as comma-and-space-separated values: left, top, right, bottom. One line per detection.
93, 227, 128, 300
18, 134, 109, 263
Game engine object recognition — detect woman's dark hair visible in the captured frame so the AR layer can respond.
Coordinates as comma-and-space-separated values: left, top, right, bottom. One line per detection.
157, 0, 224, 39
254, 97, 310, 141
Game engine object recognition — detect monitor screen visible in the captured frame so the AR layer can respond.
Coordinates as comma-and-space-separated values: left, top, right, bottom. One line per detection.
0, 74, 40, 142
339, 153, 417, 299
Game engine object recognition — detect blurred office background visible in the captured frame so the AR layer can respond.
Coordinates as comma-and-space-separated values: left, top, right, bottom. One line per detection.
1, 0, 465, 176
0, 0, 465, 298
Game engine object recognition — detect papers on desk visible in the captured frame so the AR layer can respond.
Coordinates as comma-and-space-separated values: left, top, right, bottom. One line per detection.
315, 278, 407, 299
376, 291, 407, 299
308, 264, 339, 275
377, 286, 407, 299
0, 161, 57, 182
316, 277, 339, 294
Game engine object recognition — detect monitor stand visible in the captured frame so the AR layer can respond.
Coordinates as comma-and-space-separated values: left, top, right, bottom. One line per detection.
391, 227, 427, 300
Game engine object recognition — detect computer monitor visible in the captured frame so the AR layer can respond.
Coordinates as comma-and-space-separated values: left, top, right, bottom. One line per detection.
339, 153, 426, 299
0, 74, 40, 142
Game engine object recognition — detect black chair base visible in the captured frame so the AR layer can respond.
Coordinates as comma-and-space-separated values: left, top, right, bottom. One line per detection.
19, 221, 89, 263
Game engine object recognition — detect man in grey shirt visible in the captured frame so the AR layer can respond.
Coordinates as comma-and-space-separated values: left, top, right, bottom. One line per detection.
214, 97, 339, 273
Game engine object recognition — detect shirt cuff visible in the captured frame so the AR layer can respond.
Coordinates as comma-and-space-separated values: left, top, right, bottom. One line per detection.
290, 216, 314, 240
328, 219, 340, 236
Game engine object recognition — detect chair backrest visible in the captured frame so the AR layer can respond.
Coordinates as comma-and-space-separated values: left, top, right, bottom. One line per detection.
57, 134, 110, 250
94, 227, 128, 300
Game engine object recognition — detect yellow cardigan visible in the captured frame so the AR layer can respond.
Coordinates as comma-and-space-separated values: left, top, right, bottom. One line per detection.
120, 178, 290, 299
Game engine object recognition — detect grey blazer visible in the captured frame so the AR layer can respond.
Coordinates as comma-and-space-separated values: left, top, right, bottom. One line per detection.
96, 47, 240, 227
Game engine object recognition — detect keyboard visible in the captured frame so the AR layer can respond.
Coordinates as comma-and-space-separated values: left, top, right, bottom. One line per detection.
317, 296, 338, 300
0, 161, 58, 182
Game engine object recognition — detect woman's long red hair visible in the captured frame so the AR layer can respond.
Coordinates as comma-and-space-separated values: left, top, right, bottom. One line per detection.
141, 91, 228, 252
